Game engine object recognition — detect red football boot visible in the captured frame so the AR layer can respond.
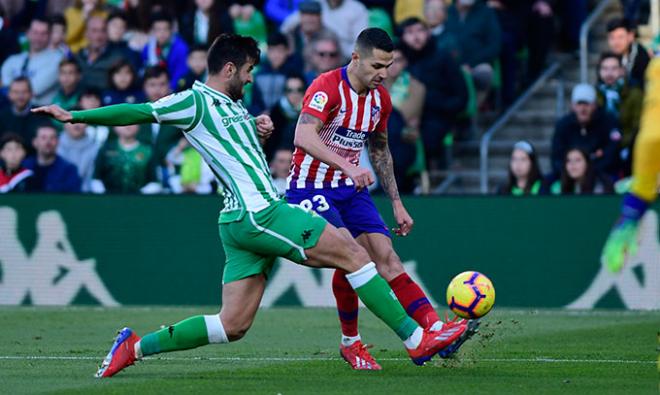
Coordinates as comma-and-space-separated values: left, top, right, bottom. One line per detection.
95, 327, 141, 378
407, 324, 466, 366
339, 340, 382, 370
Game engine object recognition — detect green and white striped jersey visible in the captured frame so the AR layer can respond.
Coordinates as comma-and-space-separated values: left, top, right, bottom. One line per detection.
150, 81, 280, 223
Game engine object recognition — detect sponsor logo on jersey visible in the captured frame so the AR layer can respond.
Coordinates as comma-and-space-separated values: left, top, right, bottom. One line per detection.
309, 91, 328, 111
222, 113, 252, 127
330, 127, 368, 149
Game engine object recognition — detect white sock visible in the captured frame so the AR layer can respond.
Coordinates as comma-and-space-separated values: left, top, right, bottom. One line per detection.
430, 321, 444, 331
403, 327, 423, 349
204, 315, 229, 344
134, 341, 143, 359
341, 334, 361, 347
345, 262, 377, 289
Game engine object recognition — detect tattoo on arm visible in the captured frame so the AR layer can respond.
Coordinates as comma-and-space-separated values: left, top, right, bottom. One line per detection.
297, 113, 323, 132
369, 131, 400, 201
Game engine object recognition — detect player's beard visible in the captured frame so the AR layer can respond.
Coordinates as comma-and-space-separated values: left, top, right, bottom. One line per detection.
226, 75, 245, 101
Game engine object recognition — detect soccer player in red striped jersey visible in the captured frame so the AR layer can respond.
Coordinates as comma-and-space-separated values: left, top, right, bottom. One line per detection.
287, 28, 477, 370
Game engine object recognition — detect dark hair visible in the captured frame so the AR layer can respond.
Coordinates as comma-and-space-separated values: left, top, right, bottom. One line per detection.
10, 76, 32, 91
143, 65, 170, 82
30, 16, 51, 30
267, 32, 289, 48
108, 9, 128, 24
150, 11, 173, 27
189, 44, 208, 54
80, 87, 102, 99
108, 60, 137, 90
49, 14, 66, 28
396, 17, 426, 37
0, 132, 26, 151
504, 141, 543, 194
560, 147, 596, 194
607, 17, 634, 33
356, 28, 393, 54
597, 51, 623, 81
207, 34, 260, 75
59, 59, 81, 73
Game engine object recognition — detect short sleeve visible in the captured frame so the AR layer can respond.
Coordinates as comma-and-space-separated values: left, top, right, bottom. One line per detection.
300, 74, 341, 124
374, 87, 392, 133
149, 89, 202, 131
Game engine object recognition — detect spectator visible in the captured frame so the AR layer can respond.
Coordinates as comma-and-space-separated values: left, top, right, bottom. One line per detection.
281, 1, 333, 64
551, 83, 622, 178
423, 0, 460, 59
92, 124, 160, 194
251, 32, 303, 114
394, 0, 424, 25
166, 139, 215, 194
140, 66, 183, 176
265, 0, 302, 26
595, 51, 643, 175
269, 147, 293, 195
78, 87, 111, 148
106, 11, 142, 70
607, 17, 650, 89
1, 17, 63, 106
142, 12, 189, 91
102, 60, 144, 105
176, 45, 208, 92
0, 5, 20, 67
399, 17, 468, 170
498, 140, 546, 195
525, 1, 555, 82
179, 0, 234, 47
75, 16, 130, 91
0, 78, 47, 155
57, 117, 98, 192
550, 147, 614, 195
319, 0, 369, 60
53, 60, 83, 111
383, 44, 426, 192
556, 0, 587, 53
304, 31, 342, 85
445, 0, 501, 93
229, 3, 268, 47
620, 0, 642, 27
64, 0, 109, 54
23, 124, 81, 193
49, 14, 70, 56
0, 133, 33, 193
267, 74, 306, 160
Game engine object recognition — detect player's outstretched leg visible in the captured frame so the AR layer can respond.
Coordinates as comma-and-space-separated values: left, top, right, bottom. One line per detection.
96, 274, 266, 378
305, 224, 467, 366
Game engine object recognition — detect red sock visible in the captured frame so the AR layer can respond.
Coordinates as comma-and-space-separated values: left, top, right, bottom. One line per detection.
389, 272, 440, 329
332, 269, 359, 337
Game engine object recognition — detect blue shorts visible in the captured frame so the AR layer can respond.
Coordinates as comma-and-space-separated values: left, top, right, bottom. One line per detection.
285, 186, 390, 238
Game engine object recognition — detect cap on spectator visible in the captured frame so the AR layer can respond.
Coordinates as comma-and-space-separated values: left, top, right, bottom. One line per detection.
571, 83, 596, 104
513, 140, 535, 155
299, 0, 321, 14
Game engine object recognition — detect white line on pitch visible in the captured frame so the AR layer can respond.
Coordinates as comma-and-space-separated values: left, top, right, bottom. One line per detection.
0, 356, 654, 364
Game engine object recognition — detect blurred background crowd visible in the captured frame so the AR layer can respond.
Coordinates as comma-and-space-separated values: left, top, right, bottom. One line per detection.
0, 0, 655, 196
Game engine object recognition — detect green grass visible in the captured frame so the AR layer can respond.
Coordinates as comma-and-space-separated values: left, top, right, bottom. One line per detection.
0, 307, 657, 394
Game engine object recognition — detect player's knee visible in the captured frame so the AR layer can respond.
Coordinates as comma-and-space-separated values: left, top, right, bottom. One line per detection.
345, 241, 371, 270
222, 317, 253, 341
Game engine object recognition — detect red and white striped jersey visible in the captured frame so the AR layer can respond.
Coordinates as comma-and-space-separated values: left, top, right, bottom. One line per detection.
288, 67, 392, 189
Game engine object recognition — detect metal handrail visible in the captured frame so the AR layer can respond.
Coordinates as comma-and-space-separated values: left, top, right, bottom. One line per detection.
479, 61, 561, 194
580, 0, 617, 83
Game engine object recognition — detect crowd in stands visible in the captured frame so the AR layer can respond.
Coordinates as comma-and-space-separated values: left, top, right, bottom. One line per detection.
500, 11, 654, 197
0, 0, 651, 196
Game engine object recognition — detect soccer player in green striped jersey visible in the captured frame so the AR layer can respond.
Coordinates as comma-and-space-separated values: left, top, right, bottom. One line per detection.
33, 34, 468, 377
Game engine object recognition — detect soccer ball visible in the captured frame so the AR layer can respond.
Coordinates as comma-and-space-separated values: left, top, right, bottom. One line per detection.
446, 271, 495, 319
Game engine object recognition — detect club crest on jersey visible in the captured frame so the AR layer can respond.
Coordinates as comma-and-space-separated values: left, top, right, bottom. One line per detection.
309, 91, 328, 111
371, 106, 381, 125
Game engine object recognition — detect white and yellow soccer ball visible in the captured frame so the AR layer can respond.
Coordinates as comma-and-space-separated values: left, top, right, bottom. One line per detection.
446, 271, 495, 319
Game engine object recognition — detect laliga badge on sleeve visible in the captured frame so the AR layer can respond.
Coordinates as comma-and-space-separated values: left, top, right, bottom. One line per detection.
309, 91, 328, 112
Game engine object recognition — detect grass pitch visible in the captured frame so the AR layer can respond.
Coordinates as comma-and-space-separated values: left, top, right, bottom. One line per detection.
0, 307, 657, 394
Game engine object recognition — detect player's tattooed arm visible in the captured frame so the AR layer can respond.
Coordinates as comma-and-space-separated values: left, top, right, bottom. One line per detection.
297, 112, 324, 132
368, 130, 400, 202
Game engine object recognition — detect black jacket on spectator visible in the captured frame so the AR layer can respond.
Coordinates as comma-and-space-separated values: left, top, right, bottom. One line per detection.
265, 98, 299, 161
0, 22, 20, 67
626, 42, 650, 89
551, 108, 621, 177
0, 107, 48, 156
76, 46, 135, 91
445, 0, 501, 67
401, 37, 467, 161
178, 8, 234, 46
250, 55, 303, 115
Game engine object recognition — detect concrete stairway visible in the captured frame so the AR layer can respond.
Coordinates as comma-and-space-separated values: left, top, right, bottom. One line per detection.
432, 0, 624, 194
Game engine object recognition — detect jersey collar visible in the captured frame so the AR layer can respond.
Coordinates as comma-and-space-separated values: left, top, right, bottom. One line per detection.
193, 80, 233, 103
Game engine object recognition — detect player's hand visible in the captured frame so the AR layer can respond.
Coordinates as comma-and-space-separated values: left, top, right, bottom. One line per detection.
344, 165, 374, 191
31, 105, 73, 123
392, 200, 414, 236
255, 114, 274, 140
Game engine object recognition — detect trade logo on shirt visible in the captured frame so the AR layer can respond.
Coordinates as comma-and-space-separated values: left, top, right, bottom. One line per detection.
309, 91, 328, 111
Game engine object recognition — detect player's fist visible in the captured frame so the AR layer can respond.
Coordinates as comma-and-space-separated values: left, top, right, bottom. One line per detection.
345, 166, 374, 190
31, 105, 73, 123
392, 200, 414, 236
255, 114, 274, 140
